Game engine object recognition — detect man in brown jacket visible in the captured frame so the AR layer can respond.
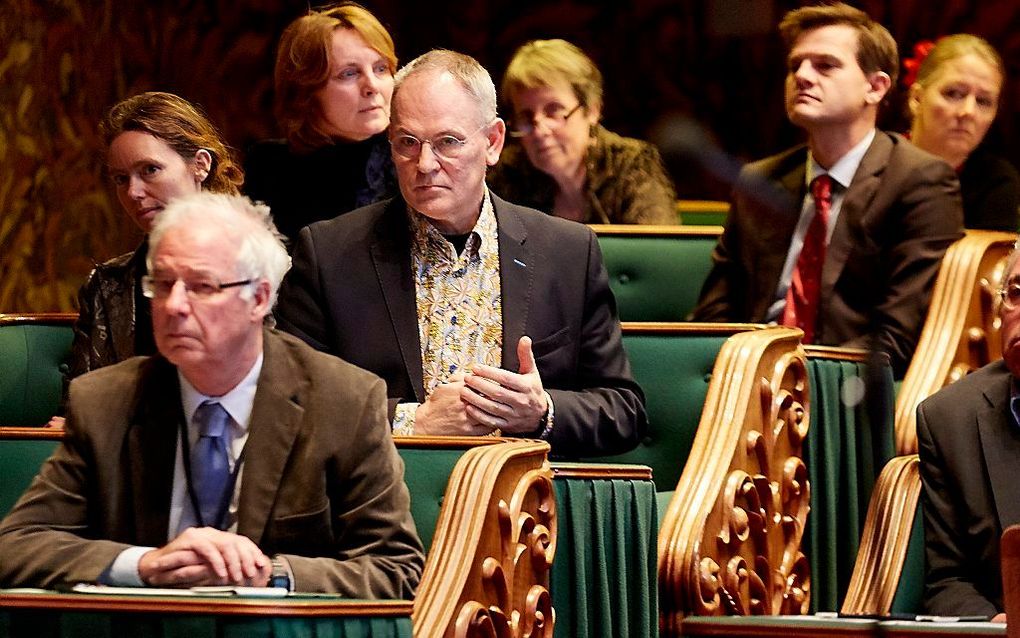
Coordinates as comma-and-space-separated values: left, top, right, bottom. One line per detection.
0, 192, 424, 596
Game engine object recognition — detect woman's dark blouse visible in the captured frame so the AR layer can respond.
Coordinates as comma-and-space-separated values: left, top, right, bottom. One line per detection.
243, 133, 398, 243
958, 148, 1020, 231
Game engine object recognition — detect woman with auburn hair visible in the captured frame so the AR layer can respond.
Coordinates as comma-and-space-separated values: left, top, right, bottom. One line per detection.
244, 2, 398, 243
907, 34, 1019, 230
68, 91, 243, 384
487, 38, 677, 225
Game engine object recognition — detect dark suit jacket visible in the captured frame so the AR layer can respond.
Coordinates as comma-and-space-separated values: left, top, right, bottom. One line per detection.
0, 329, 424, 596
692, 131, 963, 376
917, 360, 1018, 617
275, 192, 646, 457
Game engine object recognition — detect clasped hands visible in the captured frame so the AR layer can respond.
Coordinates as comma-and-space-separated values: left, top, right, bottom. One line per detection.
138, 526, 272, 587
415, 336, 547, 436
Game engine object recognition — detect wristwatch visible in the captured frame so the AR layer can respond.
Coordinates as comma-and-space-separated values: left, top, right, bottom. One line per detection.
269, 556, 292, 590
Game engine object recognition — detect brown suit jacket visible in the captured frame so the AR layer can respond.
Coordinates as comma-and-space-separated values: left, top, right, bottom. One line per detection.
918, 360, 1019, 617
0, 329, 424, 596
691, 131, 963, 375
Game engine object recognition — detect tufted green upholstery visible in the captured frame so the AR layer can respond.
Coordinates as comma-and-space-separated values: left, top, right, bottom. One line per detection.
396, 444, 471, 553
0, 314, 76, 426
591, 226, 721, 322
1, 433, 61, 517
587, 324, 761, 493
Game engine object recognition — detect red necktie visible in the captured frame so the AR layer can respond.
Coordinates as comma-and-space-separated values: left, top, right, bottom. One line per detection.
781, 174, 832, 344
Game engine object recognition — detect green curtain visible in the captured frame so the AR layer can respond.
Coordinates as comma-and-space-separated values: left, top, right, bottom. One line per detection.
551, 473, 658, 638
0, 608, 412, 638
803, 357, 896, 613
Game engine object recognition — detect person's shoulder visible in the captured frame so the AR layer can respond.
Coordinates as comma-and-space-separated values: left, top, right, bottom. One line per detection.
921, 359, 1009, 412
493, 193, 592, 240
880, 131, 953, 173
244, 138, 290, 163
745, 144, 807, 178
269, 329, 383, 388
68, 355, 161, 406
303, 197, 398, 241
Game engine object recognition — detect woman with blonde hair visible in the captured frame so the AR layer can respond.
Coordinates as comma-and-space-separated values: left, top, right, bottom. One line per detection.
488, 38, 677, 225
69, 91, 243, 382
244, 2, 399, 242
907, 34, 1019, 230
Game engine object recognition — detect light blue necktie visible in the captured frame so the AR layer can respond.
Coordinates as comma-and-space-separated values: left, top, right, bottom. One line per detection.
191, 401, 231, 529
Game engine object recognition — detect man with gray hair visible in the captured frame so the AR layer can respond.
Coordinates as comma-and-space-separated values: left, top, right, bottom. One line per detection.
276, 50, 646, 456
0, 192, 424, 596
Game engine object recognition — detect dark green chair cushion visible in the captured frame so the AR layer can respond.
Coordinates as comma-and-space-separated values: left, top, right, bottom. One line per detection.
1, 437, 60, 517
396, 447, 468, 554
0, 322, 74, 426
890, 501, 925, 615
588, 332, 728, 492
596, 234, 718, 322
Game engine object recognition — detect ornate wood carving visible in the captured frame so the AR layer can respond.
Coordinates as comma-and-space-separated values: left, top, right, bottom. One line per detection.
413, 440, 556, 638
896, 230, 1016, 454
840, 455, 921, 616
658, 327, 810, 634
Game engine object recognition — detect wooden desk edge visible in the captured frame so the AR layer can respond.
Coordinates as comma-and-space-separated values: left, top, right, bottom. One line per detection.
0, 592, 414, 617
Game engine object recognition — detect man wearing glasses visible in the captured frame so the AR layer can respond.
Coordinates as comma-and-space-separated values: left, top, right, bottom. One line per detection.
916, 243, 1020, 622
276, 50, 646, 457
0, 192, 424, 595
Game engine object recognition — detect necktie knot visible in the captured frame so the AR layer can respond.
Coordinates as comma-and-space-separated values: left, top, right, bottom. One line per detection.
811, 174, 832, 205
195, 401, 229, 438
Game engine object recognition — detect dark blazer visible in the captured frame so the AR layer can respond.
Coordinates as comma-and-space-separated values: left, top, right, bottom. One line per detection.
917, 359, 1018, 617
275, 192, 646, 457
0, 329, 424, 597
691, 131, 963, 376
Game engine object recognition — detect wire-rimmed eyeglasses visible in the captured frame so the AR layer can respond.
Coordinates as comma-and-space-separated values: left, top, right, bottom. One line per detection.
141, 275, 252, 300
508, 103, 582, 138
999, 283, 1020, 311
390, 122, 490, 160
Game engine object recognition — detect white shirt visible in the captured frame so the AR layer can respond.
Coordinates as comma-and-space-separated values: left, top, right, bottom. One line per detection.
104, 353, 264, 586
766, 128, 876, 322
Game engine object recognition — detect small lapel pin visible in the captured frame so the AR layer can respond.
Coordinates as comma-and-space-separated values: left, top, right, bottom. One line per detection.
513, 258, 527, 268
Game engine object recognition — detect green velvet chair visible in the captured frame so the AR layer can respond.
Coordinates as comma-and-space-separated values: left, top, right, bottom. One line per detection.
676, 199, 729, 226
841, 454, 925, 616
0, 427, 63, 517
0, 313, 76, 427
590, 225, 722, 322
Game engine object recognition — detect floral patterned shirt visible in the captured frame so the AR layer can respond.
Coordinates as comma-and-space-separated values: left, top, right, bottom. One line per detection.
392, 191, 502, 434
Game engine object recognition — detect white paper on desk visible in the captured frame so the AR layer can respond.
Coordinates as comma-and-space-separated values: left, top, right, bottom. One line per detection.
71, 583, 288, 597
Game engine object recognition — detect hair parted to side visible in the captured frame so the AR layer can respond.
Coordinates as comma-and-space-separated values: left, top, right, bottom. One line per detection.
393, 49, 497, 127
500, 39, 603, 115
779, 2, 899, 85
913, 34, 1005, 90
100, 92, 243, 195
147, 192, 292, 306
274, 2, 396, 151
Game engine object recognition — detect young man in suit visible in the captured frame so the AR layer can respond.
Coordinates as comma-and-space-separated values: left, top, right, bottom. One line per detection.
692, 2, 963, 376
275, 50, 645, 457
0, 192, 424, 595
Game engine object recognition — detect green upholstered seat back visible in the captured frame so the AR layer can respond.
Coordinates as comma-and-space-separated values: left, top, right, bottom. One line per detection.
396, 446, 469, 554
0, 320, 74, 426
1, 436, 60, 517
676, 200, 729, 226
890, 500, 925, 614
596, 232, 718, 322
588, 331, 729, 492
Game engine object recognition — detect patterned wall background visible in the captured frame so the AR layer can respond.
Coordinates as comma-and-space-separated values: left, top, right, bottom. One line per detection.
2, 0, 1018, 312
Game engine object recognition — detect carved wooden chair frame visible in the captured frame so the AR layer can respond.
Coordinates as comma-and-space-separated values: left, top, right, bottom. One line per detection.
895, 230, 1016, 454
656, 325, 810, 633
840, 454, 921, 615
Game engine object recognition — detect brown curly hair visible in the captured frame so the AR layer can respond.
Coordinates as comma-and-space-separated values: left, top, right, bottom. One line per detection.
100, 91, 243, 195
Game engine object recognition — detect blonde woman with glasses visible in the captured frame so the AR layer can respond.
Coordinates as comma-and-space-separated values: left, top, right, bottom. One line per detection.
487, 39, 677, 225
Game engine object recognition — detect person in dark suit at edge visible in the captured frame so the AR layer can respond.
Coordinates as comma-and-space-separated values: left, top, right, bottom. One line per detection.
275, 49, 646, 457
691, 2, 963, 377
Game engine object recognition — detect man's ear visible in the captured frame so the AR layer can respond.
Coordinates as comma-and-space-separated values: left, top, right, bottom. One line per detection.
865, 71, 892, 106
485, 118, 506, 167
250, 279, 273, 322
